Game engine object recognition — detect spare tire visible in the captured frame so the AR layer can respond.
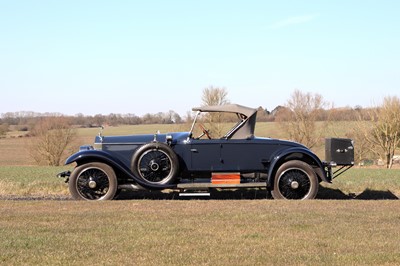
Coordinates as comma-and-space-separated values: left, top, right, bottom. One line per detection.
131, 142, 179, 185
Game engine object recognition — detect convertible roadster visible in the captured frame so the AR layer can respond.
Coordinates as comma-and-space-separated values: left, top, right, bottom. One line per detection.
58, 104, 354, 200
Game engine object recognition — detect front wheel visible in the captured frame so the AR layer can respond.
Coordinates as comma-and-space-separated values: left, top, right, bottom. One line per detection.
271, 160, 318, 200
69, 162, 118, 200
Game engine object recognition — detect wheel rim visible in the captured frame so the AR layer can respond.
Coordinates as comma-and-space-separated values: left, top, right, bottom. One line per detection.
137, 149, 173, 183
277, 168, 312, 200
76, 167, 110, 200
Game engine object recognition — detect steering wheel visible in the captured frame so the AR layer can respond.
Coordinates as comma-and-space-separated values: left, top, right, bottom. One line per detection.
198, 124, 212, 139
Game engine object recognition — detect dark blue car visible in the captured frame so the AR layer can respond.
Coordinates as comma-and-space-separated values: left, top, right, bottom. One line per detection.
58, 104, 354, 200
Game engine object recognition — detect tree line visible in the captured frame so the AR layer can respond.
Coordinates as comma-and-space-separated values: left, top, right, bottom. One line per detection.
1, 87, 399, 168
0, 103, 375, 131
0, 110, 183, 129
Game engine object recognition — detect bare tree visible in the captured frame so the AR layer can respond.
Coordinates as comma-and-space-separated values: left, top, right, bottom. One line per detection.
201, 86, 229, 106
348, 124, 374, 166
28, 117, 77, 166
200, 86, 230, 137
278, 89, 330, 148
358, 96, 400, 168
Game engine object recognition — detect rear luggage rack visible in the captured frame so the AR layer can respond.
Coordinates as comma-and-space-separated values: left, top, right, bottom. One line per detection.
324, 138, 355, 179
324, 161, 354, 180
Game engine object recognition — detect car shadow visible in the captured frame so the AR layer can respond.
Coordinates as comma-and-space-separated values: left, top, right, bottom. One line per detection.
116, 188, 271, 200
353, 189, 399, 200
317, 186, 399, 200
116, 187, 399, 200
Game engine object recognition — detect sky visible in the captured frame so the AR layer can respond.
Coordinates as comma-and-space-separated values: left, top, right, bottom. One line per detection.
1, 0, 399, 116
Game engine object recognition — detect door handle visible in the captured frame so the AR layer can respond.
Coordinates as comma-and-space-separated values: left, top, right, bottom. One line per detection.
190, 149, 198, 153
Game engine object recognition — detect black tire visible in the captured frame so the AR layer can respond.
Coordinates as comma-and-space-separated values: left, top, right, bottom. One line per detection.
271, 160, 318, 200
131, 142, 179, 185
69, 162, 118, 200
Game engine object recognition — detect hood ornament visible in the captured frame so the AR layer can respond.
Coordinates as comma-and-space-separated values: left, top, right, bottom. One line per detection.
153, 130, 160, 142
98, 126, 104, 142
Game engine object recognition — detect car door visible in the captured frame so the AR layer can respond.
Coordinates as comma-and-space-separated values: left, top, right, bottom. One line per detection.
189, 139, 223, 171
220, 139, 274, 171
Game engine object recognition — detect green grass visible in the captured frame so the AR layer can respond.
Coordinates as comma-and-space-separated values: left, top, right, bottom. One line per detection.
0, 200, 400, 265
0, 166, 71, 197
320, 168, 400, 198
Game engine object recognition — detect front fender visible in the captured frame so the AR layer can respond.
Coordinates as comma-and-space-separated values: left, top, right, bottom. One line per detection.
65, 150, 126, 166
65, 150, 175, 190
267, 147, 329, 188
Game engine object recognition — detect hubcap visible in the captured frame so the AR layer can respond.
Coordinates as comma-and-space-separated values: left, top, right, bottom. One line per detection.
291, 181, 299, 189
88, 180, 97, 189
150, 161, 160, 171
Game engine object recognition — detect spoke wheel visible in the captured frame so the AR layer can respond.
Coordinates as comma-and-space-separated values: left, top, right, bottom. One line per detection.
69, 163, 117, 200
138, 149, 173, 183
131, 142, 179, 185
271, 160, 318, 200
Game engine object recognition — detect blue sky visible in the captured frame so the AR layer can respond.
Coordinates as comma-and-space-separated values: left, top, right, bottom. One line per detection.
1, 0, 399, 116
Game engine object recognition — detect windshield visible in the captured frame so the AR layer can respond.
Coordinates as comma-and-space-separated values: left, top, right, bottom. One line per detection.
189, 111, 247, 140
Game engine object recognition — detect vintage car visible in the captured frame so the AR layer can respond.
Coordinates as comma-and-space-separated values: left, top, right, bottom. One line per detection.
58, 104, 354, 200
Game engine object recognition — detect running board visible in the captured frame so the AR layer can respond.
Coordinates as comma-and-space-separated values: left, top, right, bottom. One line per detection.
177, 182, 267, 189
179, 192, 211, 197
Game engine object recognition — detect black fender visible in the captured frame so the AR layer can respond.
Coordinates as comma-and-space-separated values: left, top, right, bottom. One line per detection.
267, 147, 329, 188
65, 150, 175, 190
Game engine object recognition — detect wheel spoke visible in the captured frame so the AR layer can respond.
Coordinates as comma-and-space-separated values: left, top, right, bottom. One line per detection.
278, 169, 311, 200
76, 168, 110, 200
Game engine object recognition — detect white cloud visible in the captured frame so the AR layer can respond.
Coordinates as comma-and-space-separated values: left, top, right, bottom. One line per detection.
269, 14, 319, 29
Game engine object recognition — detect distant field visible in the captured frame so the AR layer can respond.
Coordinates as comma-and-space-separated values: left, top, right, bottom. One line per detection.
0, 121, 355, 166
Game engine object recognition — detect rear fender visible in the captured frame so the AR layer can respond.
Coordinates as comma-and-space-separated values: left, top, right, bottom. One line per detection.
267, 147, 329, 188
65, 150, 174, 190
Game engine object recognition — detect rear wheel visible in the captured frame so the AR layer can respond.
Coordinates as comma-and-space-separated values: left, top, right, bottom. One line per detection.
69, 162, 118, 200
271, 160, 318, 200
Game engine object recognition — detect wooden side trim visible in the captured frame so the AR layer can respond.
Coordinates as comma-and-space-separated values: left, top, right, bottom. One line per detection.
212, 172, 240, 184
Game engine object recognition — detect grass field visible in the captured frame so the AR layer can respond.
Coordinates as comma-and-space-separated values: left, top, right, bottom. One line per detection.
1, 123, 400, 265
1, 200, 400, 265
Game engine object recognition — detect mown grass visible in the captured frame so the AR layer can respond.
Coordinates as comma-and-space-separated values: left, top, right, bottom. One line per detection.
0, 200, 399, 265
